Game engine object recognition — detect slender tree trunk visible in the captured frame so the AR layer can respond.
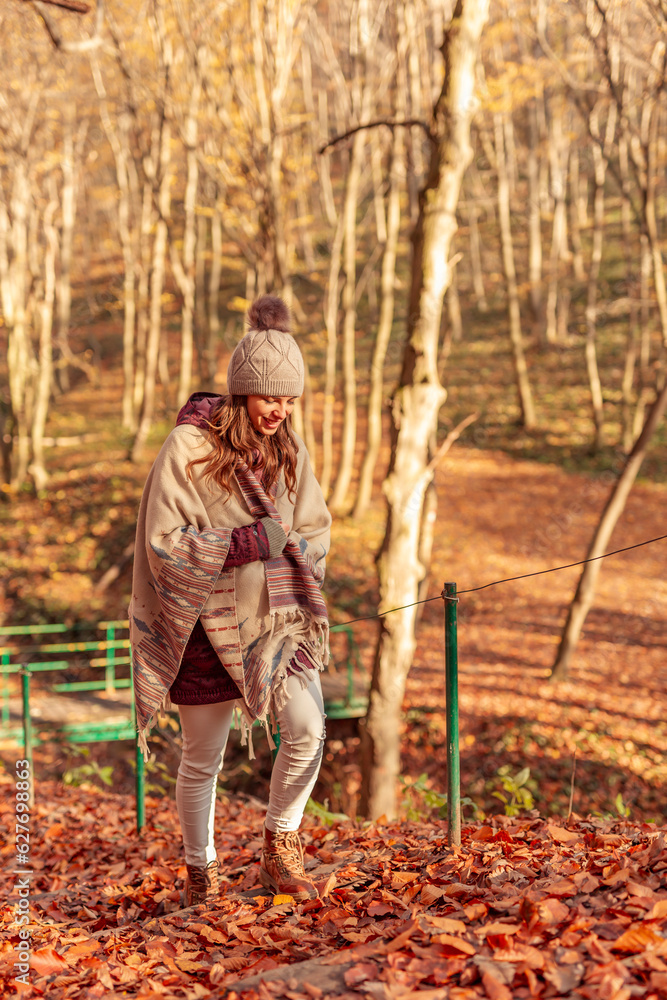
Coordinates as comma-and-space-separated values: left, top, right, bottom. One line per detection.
327, 130, 364, 514
91, 59, 139, 431
195, 212, 207, 379
545, 107, 568, 344
585, 140, 607, 450
466, 200, 487, 311
206, 204, 222, 382
445, 257, 462, 346
171, 59, 203, 406
301, 355, 318, 475
527, 101, 542, 322
317, 89, 338, 227
360, 0, 489, 821
133, 176, 152, 422
328, 0, 375, 514
551, 378, 667, 680
631, 236, 654, 441
569, 143, 586, 282
320, 210, 345, 498
405, 0, 425, 223
5, 161, 32, 486
584, 99, 615, 451
30, 186, 58, 491
644, 99, 667, 347
0, 199, 15, 482
131, 116, 172, 463
54, 116, 75, 393
494, 111, 536, 429
354, 6, 407, 518
621, 300, 639, 452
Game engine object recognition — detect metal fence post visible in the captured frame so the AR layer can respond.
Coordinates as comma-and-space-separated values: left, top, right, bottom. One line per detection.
2, 650, 9, 729
444, 582, 461, 847
20, 666, 35, 808
130, 662, 145, 833
135, 737, 145, 833
105, 622, 116, 695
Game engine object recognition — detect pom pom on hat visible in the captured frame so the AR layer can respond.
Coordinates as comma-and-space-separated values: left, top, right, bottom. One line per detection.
227, 294, 304, 397
247, 294, 291, 333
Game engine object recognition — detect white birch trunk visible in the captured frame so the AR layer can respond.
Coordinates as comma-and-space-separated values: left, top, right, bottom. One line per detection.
171, 58, 203, 406
354, 48, 406, 518
131, 113, 172, 463
207, 205, 222, 382
360, 0, 489, 821
30, 188, 59, 491
494, 112, 536, 429
327, 126, 365, 513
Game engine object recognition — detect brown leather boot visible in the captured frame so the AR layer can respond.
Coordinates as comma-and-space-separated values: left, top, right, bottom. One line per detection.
259, 827, 318, 901
182, 859, 219, 907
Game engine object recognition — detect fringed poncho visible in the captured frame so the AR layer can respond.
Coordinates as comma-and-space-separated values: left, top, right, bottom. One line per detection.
129, 412, 331, 759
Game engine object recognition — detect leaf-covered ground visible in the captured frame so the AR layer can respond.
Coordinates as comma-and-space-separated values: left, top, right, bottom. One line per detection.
2, 780, 667, 999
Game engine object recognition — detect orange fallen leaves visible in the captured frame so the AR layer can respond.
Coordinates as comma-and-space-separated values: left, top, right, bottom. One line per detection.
0, 781, 665, 1000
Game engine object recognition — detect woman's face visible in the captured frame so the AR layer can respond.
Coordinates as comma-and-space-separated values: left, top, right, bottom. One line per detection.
246, 395, 297, 436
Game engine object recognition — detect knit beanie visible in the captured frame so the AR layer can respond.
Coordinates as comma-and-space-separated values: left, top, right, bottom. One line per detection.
227, 295, 304, 397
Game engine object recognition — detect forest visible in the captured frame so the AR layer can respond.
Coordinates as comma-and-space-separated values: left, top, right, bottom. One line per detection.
1, 0, 666, 995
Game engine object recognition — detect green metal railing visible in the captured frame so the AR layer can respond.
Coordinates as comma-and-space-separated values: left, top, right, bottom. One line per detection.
326, 623, 367, 719
0, 620, 144, 825
0, 619, 368, 833
0, 620, 134, 738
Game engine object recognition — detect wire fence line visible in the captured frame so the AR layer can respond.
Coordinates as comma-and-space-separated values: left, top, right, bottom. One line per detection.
328, 533, 667, 631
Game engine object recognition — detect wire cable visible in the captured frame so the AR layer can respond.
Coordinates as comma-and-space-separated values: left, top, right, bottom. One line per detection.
456, 532, 667, 595
329, 533, 667, 630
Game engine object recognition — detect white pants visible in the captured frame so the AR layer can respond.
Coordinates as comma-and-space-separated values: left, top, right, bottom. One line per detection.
176, 673, 326, 866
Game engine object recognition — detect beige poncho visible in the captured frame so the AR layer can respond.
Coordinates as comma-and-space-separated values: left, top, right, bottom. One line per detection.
129, 423, 331, 758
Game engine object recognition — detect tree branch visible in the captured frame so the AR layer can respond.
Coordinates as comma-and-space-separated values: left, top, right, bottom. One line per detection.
28, 0, 90, 10
32, 0, 105, 52
319, 118, 433, 155
425, 412, 479, 478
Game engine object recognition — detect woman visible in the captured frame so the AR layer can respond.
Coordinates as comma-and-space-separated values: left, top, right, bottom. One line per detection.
129, 295, 331, 906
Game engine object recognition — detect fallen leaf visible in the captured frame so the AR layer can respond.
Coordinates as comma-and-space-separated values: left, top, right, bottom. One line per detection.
611, 924, 667, 953
433, 934, 476, 956
543, 962, 585, 993
547, 825, 581, 844
30, 946, 69, 977
344, 962, 379, 987
646, 899, 667, 921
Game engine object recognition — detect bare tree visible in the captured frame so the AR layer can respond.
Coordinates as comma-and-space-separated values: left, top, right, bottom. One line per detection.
551, 378, 667, 680
493, 107, 537, 429
324, 1, 395, 513
0, 82, 63, 489
360, 0, 489, 821
354, 4, 409, 518
169, 38, 206, 407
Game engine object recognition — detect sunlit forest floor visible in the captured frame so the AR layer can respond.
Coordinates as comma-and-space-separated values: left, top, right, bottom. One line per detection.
0, 316, 665, 825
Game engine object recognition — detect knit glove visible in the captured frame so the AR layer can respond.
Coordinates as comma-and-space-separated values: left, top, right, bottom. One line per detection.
223, 522, 269, 567
259, 516, 289, 558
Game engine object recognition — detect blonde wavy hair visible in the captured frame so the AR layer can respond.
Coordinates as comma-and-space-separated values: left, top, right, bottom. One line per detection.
186, 395, 299, 500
